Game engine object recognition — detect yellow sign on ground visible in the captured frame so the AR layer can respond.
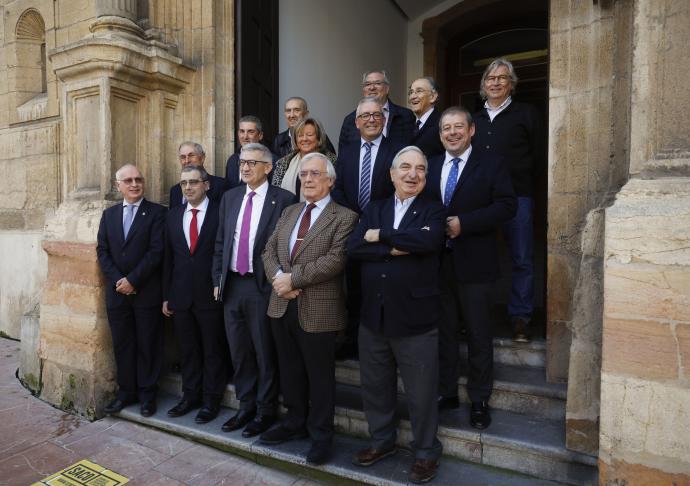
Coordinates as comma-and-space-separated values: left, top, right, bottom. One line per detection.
33, 459, 129, 486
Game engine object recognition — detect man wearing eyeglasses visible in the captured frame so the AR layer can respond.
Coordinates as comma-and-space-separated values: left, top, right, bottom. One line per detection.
97, 164, 166, 418
260, 153, 358, 466
338, 70, 415, 154
408, 77, 444, 159
169, 141, 231, 208
332, 96, 404, 359
212, 143, 296, 437
162, 165, 227, 424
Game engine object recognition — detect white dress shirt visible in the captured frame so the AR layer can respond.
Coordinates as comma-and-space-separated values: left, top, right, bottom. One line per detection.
440, 145, 473, 197
183, 196, 209, 248
393, 195, 416, 229
288, 195, 331, 256
485, 96, 512, 122
382, 100, 391, 137
231, 181, 269, 273
416, 107, 435, 129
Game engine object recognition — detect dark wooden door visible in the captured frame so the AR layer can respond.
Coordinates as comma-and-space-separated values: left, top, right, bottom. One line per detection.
236, 0, 279, 146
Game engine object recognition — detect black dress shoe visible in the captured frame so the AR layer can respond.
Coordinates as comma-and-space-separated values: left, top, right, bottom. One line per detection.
259, 424, 308, 445
221, 409, 256, 432
512, 317, 531, 343
242, 415, 275, 438
167, 398, 201, 417
195, 405, 220, 424
437, 395, 460, 410
306, 440, 331, 465
470, 401, 491, 429
140, 401, 157, 417
104, 398, 135, 414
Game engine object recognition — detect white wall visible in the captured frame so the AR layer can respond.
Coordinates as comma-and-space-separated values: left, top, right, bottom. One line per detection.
278, 0, 408, 146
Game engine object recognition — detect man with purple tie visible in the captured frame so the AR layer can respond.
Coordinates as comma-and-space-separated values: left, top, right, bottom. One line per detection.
212, 143, 296, 437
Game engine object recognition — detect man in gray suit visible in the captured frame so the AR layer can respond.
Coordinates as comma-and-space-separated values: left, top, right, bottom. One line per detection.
212, 143, 296, 437
260, 152, 358, 466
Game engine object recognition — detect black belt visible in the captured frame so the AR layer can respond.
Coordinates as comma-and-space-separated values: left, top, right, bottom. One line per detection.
230, 272, 254, 278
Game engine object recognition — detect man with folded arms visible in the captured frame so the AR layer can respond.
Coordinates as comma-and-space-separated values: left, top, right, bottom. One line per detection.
348, 146, 445, 483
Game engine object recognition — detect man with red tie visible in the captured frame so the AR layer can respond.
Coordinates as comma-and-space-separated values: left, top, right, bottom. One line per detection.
162, 165, 227, 424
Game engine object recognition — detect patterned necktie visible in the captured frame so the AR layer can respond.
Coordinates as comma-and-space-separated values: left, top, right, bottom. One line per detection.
236, 191, 256, 275
189, 208, 199, 254
123, 204, 134, 239
443, 157, 461, 206
291, 203, 316, 262
413, 119, 422, 137
358, 142, 373, 210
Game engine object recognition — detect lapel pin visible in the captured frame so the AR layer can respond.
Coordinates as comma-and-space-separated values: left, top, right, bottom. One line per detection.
413, 211, 417, 215
141, 212, 146, 216
422, 226, 430, 231
272, 200, 276, 205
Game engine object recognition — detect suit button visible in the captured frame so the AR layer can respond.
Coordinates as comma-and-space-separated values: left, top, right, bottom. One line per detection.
486, 145, 490, 149
381, 274, 386, 279
488, 131, 492, 135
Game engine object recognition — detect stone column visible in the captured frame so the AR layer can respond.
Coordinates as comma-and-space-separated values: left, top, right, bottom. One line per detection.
600, 1, 690, 483
33, 10, 193, 418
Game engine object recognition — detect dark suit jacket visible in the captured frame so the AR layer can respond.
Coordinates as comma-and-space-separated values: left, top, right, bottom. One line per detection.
425, 149, 517, 283
338, 99, 415, 154
273, 129, 336, 159
225, 152, 277, 188
331, 137, 403, 214
412, 108, 444, 159
163, 200, 221, 311
213, 184, 296, 298
347, 195, 446, 337
262, 200, 358, 332
169, 173, 230, 209
96, 199, 166, 309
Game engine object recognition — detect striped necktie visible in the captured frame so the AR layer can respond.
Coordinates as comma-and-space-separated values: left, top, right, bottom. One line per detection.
358, 142, 373, 210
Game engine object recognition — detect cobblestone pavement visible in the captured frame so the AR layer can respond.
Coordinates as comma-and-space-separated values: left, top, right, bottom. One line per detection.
0, 337, 318, 486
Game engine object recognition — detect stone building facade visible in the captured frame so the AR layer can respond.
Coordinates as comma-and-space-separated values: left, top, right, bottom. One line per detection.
0, 0, 687, 483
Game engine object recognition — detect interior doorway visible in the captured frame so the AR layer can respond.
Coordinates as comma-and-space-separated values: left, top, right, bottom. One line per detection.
424, 0, 549, 338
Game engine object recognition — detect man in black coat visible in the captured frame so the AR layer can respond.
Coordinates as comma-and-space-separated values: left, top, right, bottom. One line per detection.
348, 146, 446, 484
408, 77, 444, 159
96, 164, 166, 417
169, 141, 230, 208
273, 97, 335, 158
162, 165, 227, 424
425, 107, 516, 430
338, 70, 415, 154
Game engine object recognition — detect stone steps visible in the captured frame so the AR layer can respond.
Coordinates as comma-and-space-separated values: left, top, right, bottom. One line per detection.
460, 337, 548, 368
155, 373, 596, 485
118, 394, 560, 486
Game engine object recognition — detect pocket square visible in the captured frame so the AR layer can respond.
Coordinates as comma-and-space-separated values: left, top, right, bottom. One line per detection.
421, 226, 430, 231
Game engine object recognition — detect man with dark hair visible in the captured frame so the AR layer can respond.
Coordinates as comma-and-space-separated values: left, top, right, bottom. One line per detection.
226, 116, 277, 186
338, 70, 415, 154
170, 141, 230, 208
273, 97, 335, 158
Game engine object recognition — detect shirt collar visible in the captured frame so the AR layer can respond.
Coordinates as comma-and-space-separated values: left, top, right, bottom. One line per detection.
246, 179, 269, 197
123, 198, 143, 207
186, 196, 209, 212
307, 194, 331, 210
395, 194, 416, 208
484, 95, 512, 112
444, 145, 473, 165
417, 107, 435, 125
360, 134, 383, 148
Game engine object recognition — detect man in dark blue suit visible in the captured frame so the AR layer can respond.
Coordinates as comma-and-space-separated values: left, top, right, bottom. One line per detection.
425, 107, 516, 429
170, 141, 230, 208
162, 165, 227, 424
338, 70, 415, 154
408, 77, 444, 159
96, 164, 166, 417
348, 146, 445, 484
213, 143, 296, 437
225, 116, 277, 187
332, 96, 403, 358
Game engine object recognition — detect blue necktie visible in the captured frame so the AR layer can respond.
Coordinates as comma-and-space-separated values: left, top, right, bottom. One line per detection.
443, 158, 461, 206
123, 204, 134, 238
358, 142, 372, 210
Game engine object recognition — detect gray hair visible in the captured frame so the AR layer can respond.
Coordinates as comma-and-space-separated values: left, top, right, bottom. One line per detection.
300, 152, 336, 181
238, 115, 263, 132
181, 165, 209, 181
391, 145, 428, 172
291, 117, 328, 152
356, 96, 383, 116
361, 70, 390, 85
178, 141, 205, 157
415, 76, 439, 94
240, 142, 273, 163
439, 106, 474, 131
285, 96, 308, 111
479, 58, 518, 100
115, 163, 141, 181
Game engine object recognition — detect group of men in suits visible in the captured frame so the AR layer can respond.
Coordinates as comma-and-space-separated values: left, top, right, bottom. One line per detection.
96, 61, 534, 484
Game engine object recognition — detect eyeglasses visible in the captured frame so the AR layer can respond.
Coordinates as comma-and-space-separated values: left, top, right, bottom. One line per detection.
298, 169, 326, 179
239, 159, 269, 167
485, 75, 511, 84
118, 177, 144, 186
362, 81, 387, 88
407, 88, 430, 96
179, 179, 207, 187
179, 153, 201, 160
357, 111, 384, 121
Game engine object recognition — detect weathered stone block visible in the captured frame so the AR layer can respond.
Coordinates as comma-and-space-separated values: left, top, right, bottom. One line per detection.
546, 253, 575, 321
19, 306, 41, 393
600, 458, 690, 486
546, 319, 571, 383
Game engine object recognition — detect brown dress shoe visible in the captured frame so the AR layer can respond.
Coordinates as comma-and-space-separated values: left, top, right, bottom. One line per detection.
410, 458, 439, 484
352, 446, 397, 467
